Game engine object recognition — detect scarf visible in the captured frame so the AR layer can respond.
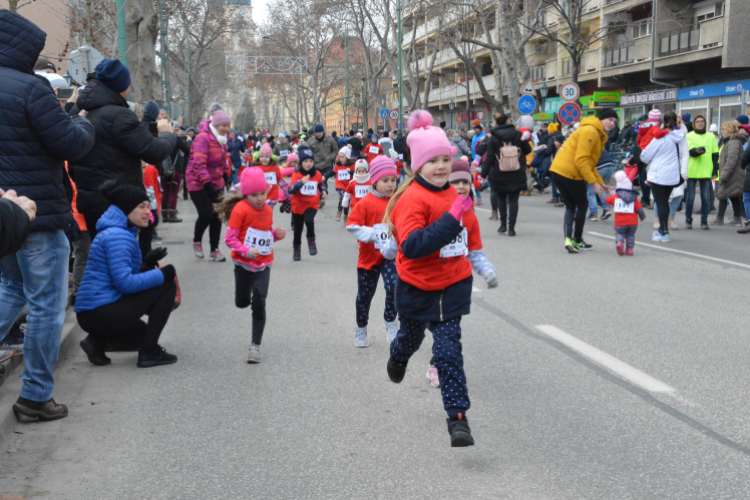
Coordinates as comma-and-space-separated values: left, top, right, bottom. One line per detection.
371, 188, 390, 199
354, 173, 370, 184
419, 173, 446, 188
210, 123, 228, 145
300, 166, 316, 177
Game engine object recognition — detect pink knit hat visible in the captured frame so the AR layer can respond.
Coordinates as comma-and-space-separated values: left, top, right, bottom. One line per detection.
240, 167, 269, 195
648, 109, 662, 124
449, 159, 472, 183
211, 109, 231, 127
369, 156, 398, 185
286, 153, 299, 165
259, 144, 273, 157
406, 110, 455, 172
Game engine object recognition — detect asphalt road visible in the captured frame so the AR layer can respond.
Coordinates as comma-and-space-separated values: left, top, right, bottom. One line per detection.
1, 188, 750, 499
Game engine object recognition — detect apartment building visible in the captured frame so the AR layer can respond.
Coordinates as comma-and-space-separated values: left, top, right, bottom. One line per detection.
397, 0, 750, 129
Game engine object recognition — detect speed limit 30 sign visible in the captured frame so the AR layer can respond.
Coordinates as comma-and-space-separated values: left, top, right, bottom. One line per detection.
560, 82, 580, 102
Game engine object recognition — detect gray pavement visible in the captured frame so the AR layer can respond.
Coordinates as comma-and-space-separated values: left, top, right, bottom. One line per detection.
2, 189, 750, 499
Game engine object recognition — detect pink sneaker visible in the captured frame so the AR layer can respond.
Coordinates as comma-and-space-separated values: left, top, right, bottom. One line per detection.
426, 365, 440, 388
625, 247, 634, 256
192, 241, 204, 259
616, 241, 624, 256
476, 198, 483, 206
210, 249, 226, 262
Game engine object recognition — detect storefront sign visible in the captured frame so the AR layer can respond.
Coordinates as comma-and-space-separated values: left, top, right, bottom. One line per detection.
543, 97, 564, 114
619, 89, 677, 106
593, 91, 622, 106
677, 80, 750, 100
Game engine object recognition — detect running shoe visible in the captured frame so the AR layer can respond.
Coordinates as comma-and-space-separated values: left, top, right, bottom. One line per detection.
447, 413, 474, 447
565, 237, 578, 253
426, 365, 440, 388
652, 230, 664, 242
587, 214, 598, 222
660, 232, 671, 243
308, 240, 318, 256
575, 240, 593, 251
601, 209, 612, 221
625, 247, 634, 256
616, 241, 625, 256
247, 345, 261, 363
210, 250, 226, 262
354, 327, 369, 348
192, 241, 204, 259
384, 321, 398, 343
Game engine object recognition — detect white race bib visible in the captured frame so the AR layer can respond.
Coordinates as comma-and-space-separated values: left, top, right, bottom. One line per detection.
369, 146, 379, 154
614, 198, 634, 213
264, 171, 277, 185
439, 227, 468, 258
300, 181, 318, 196
372, 223, 389, 250
279, 149, 289, 157
243, 228, 273, 256
355, 185, 371, 198
398, 154, 404, 160
337, 169, 351, 181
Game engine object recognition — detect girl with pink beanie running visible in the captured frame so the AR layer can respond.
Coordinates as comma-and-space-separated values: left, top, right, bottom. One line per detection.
217, 168, 286, 363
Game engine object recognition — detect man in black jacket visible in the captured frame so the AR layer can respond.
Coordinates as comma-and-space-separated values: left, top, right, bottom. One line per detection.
0, 10, 96, 421
69, 60, 176, 237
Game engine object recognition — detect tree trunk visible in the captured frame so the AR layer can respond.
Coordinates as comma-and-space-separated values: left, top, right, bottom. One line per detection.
124, 0, 160, 102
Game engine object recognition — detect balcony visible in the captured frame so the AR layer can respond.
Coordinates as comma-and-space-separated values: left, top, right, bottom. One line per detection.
658, 26, 699, 57
603, 41, 634, 68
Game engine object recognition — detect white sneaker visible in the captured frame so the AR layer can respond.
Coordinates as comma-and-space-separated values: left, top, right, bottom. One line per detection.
384, 320, 398, 343
354, 327, 369, 348
246, 344, 261, 363
426, 365, 440, 388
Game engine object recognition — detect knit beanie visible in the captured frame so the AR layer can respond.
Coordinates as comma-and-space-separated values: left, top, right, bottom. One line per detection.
449, 159, 472, 183
100, 179, 148, 216
405, 110, 455, 173
648, 109, 662, 124
354, 159, 369, 173
372, 134, 379, 141
259, 144, 273, 157
682, 113, 693, 124
598, 108, 619, 121
240, 167, 269, 196
615, 170, 632, 191
736, 115, 749, 125
298, 148, 315, 165
286, 153, 299, 165
143, 100, 160, 121
369, 156, 397, 185
518, 115, 535, 131
209, 102, 231, 126
314, 124, 325, 133
548, 122, 559, 134
95, 58, 131, 93
339, 146, 352, 159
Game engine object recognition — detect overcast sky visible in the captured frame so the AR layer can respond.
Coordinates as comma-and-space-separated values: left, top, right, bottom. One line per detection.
253, 0, 269, 26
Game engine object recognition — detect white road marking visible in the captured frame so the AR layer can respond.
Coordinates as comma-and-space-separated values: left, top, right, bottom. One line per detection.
472, 286, 481, 292
587, 231, 750, 270
475, 207, 491, 213
535, 325, 675, 394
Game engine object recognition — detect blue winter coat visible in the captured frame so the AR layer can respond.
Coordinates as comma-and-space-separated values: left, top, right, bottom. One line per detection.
0, 10, 95, 232
74, 205, 165, 312
471, 131, 486, 160
226, 136, 246, 166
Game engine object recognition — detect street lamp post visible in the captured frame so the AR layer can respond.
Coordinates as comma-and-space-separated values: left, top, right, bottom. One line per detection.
539, 83, 549, 120
449, 100, 455, 130
63, 71, 73, 87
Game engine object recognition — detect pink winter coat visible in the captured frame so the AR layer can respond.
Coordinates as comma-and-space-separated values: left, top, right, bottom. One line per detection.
186, 119, 228, 192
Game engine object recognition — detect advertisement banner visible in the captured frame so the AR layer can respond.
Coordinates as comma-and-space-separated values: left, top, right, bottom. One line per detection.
619, 89, 678, 106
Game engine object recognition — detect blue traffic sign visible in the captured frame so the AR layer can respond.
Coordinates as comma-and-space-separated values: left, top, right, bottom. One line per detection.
517, 95, 537, 115
558, 102, 582, 125
380, 109, 390, 119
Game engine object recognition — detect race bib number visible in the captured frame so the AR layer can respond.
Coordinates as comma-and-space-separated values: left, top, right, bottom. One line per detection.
264, 172, 277, 185
300, 181, 318, 196
279, 150, 289, 157
369, 146, 379, 154
338, 169, 351, 181
372, 223, 389, 250
355, 185, 371, 198
243, 228, 273, 256
439, 227, 468, 258
398, 154, 404, 160
614, 198, 634, 213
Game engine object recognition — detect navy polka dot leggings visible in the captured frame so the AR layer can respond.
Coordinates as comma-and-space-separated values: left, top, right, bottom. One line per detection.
390, 316, 469, 415
356, 260, 397, 328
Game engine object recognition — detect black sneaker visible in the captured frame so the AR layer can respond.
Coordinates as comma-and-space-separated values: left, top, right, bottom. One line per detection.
80, 336, 111, 366
498, 223, 507, 233
137, 345, 178, 368
685, 220, 693, 229
293, 246, 301, 261
575, 240, 593, 251
13, 397, 68, 421
701, 222, 710, 230
601, 209, 612, 221
308, 240, 318, 256
447, 413, 475, 447
387, 355, 407, 383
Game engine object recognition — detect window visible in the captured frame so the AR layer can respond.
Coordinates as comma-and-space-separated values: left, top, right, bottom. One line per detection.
539, 9, 547, 26
481, 63, 493, 77
695, 1, 724, 23
531, 65, 546, 82
633, 19, 652, 39
562, 58, 571, 76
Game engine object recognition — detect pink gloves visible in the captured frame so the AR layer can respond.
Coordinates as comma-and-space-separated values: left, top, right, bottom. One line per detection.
448, 194, 473, 221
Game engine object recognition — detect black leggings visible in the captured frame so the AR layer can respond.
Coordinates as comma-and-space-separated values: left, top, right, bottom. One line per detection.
292, 208, 317, 247
497, 190, 520, 226
76, 280, 176, 353
717, 196, 743, 219
650, 183, 674, 235
551, 172, 588, 242
189, 189, 221, 252
234, 265, 271, 345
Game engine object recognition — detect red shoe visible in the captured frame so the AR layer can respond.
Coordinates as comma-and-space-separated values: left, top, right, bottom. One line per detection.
547, 198, 559, 204
625, 247, 634, 256
616, 241, 625, 256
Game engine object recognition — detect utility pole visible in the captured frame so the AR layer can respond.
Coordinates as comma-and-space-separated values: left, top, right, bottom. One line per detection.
159, 0, 171, 116
115, 0, 128, 67
184, 25, 190, 126
397, 0, 403, 131
344, 24, 350, 133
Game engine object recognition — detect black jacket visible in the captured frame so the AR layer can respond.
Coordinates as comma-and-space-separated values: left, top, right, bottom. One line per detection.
742, 143, 750, 193
0, 198, 30, 259
68, 80, 176, 220
348, 136, 363, 158
0, 10, 96, 232
172, 136, 191, 174
481, 124, 532, 193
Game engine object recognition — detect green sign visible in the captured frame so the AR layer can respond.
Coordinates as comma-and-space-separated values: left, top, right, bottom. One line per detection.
593, 91, 623, 104
543, 97, 564, 114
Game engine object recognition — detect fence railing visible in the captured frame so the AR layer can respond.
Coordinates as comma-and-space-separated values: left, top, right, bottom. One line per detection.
603, 41, 635, 68
658, 26, 700, 57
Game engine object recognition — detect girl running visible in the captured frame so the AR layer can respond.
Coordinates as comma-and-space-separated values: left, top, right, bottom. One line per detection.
333, 148, 355, 222
253, 144, 284, 208
345, 156, 400, 348
218, 168, 286, 363
342, 159, 372, 213
381, 110, 478, 447
288, 148, 327, 261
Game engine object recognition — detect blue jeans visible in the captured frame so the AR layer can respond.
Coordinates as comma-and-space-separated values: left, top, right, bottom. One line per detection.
551, 178, 559, 199
587, 166, 614, 215
685, 178, 711, 223
0, 230, 69, 402
744, 192, 750, 221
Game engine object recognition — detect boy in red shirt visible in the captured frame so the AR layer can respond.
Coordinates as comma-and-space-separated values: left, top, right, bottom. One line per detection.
605, 171, 647, 256
364, 134, 383, 164
287, 148, 327, 260
332, 148, 354, 221
342, 159, 372, 212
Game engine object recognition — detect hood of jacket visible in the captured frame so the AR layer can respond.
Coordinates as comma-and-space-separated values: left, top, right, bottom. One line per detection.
450, 135, 465, 146
490, 124, 519, 143
198, 118, 212, 134
76, 79, 128, 112
725, 130, 748, 145
96, 205, 138, 236
578, 116, 606, 139
665, 127, 685, 144
0, 10, 45, 74
615, 188, 639, 203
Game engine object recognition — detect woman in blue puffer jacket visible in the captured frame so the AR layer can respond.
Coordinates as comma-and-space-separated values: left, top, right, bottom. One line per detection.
75, 180, 179, 368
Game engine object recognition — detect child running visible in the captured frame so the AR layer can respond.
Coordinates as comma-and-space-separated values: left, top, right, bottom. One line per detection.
382, 110, 479, 447
605, 171, 646, 256
332, 147, 355, 222
345, 156, 400, 348
342, 159, 372, 213
288, 148, 327, 261
219, 168, 286, 363
253, 144, 284, 208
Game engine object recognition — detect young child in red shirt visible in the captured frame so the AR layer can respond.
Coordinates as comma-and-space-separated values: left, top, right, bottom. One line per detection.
287, 148, 327, 261
381, 110, 477, 448
364, 134, 383, 164
342, 159, 372, 212
332, 147, 354, 222
345, 156, 399, 348
605, 171, 646, 256
253, 144, 285, 208
219, 168, 286, 363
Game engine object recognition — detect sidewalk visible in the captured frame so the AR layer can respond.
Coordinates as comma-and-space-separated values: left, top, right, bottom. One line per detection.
0, 309, 83, 448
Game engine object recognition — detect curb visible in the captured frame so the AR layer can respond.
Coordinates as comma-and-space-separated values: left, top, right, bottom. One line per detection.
0, 310, 83, 449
